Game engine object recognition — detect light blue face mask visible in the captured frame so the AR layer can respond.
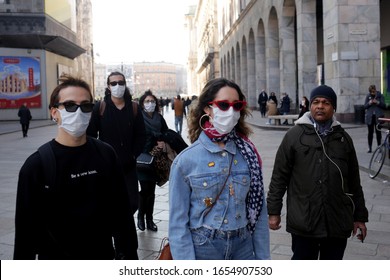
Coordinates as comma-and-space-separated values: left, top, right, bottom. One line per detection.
58, 107, 91, 137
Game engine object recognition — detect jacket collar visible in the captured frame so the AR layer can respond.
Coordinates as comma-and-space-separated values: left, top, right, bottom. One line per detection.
295, 111, 340, 128
199, 131, 237, 155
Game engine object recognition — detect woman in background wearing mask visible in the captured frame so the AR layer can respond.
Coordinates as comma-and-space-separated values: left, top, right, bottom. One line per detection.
87, 72, 146, 215
168, 78, 270, 260
137, 90, 168, 231
14, 74, 138, 259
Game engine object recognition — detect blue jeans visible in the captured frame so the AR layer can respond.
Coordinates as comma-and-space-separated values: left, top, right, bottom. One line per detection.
175, 115, 183, 135
190, 227, 255, 260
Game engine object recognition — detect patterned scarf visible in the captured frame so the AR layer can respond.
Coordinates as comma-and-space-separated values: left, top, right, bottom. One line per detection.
204, 121, 264, 233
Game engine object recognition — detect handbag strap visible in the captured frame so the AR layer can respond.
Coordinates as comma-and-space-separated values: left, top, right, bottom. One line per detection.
204, 154, 234, 217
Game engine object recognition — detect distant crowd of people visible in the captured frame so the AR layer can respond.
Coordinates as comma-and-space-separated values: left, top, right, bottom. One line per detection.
14, 72, 376, 260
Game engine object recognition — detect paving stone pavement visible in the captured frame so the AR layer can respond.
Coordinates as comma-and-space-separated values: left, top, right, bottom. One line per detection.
0, 107, 389, 260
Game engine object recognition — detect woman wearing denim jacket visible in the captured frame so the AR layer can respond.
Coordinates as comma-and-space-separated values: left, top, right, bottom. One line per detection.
168, 78, 270, 260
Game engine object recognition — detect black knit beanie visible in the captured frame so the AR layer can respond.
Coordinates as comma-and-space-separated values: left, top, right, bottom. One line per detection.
310, 85, 337, 111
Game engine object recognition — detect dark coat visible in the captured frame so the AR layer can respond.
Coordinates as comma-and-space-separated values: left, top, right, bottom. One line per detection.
137, 111, 168, 182
18, 105, 32, 124
258, 91, 268, 106
87, 94, 146, 169
14, 138, 138, 259
267, 113, 368, 239
364, 91, 386, 125
279, 95, 290, 114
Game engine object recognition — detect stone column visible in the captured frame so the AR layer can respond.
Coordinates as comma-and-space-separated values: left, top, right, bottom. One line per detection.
323, 0, 381, 121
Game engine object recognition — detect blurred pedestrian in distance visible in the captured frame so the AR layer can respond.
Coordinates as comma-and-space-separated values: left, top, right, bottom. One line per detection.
173, 94, 184, 135
87, 71, 146, 214
269, 92, 278, 106
268, 84, 368, 260
298, 96, 310, 118
169, 78, 270, 260
257, 89, 268, 118
265, 96, 278, 125
14, 74, 138, 260
364, 84, 386, 153
17, 102, 32, 137
279, 92, 291, 125
159, 96, 165, 116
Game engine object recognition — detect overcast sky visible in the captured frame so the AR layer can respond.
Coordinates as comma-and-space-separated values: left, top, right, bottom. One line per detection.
91, 0, 196, 65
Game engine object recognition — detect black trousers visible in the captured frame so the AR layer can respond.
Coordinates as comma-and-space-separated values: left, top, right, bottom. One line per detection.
367, 115, 382, 149
138, 180, 156, 220
21, 123, 29, 137
291, 234, 347, 260
123, 167, 139, 215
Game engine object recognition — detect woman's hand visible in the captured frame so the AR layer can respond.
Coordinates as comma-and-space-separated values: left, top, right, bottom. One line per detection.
156, 141, 166, 151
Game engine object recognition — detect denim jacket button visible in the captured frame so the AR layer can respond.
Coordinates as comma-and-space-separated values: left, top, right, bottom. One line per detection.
221, 152, 227, 157
223, 219, 228, 224
203, 182, 207, 187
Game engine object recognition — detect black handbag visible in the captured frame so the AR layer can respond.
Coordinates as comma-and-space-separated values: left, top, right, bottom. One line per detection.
136, 152, 155, 170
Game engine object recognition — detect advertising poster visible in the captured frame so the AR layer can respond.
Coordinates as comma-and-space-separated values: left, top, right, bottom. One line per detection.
0, 56, 41, 109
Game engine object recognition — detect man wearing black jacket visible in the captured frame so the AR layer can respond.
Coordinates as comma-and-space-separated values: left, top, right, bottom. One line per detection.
267, 85, 368, 260
87, 72, 146, 214
14, 75, 138, 259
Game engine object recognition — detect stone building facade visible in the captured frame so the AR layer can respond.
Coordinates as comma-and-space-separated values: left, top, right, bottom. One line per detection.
133, 62, 187, 99
0, 0, 92, 120
188, 0, 389, 122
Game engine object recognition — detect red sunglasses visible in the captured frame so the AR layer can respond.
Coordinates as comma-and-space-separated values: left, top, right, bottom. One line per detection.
208, 100, 247, 111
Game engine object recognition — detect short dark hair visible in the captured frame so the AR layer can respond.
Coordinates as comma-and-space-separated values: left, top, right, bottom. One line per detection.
106, 71, 126, 86
49, 74, 92, 109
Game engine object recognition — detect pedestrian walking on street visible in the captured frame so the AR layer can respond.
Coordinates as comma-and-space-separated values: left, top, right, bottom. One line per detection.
17, 102, 32, 137
169, 78, 270, 260
14, 74, 138, 260
173, 94, 184, 135
87, 71, 146, 214
136, 90, 169, 232
258, 89, 268, 118
265, 97, 278, 125
267, 85, 368, 260
298, 96, 309, 118
278, 92, 291, 125
364, 84, 386, 153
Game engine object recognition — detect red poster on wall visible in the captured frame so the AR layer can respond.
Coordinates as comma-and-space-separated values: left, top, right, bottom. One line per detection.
0, 56, 41, 109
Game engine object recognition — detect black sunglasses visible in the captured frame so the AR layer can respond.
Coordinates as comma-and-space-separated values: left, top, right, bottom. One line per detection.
208, 100, 247, 111
109, 80, 125, 86
55, 101, 94, 113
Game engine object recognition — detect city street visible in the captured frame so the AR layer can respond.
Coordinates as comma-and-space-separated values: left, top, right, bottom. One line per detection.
0, 107, 389, 260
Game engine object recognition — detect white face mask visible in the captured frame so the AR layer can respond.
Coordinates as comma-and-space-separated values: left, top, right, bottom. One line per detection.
144, 102, 156, 113
210, 106, 240, 134
58, 108, 91, 137
110, 85, 126, 98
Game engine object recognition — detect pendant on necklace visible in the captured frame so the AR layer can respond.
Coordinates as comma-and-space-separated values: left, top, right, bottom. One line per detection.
229, 184, 234, 196
203, 197, 213, 207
